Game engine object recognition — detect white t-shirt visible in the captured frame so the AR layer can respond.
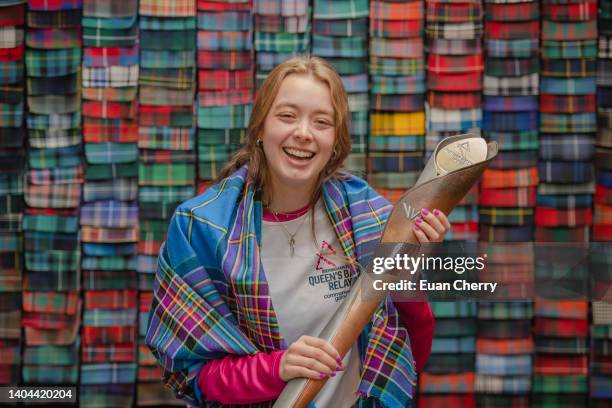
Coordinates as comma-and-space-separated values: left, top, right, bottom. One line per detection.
261, 201, 361, 408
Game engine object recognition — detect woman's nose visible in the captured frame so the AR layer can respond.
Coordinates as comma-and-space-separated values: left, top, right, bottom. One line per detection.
293, 120, 313, 140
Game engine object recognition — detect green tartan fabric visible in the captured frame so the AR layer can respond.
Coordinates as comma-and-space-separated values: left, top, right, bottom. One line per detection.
542, 39, 597, 59
22, 364, 79, 384
25, 48, 81, 77
368, 171, 419, 189
83, 26, 138, 47
314, 35, 368, 58
24, 250, 79, 273
139, 186, 195, 204
254, 32, 309, 53
370, 57, 423, 76
138, 163, 195, 186
532, 375, 587, 393
28, 94, 79, 115
85, 163, 138, 181
326, 57, 368, 75
23, 343, 79, 366
82, 256, 136, 272
430, 302, 477, 318
196, 104, 251, 129
477, 302, 533, 320
141, 16, 196, 30
22, 214, 78, 234
313, 0, 369, 19
140, 86, 195, 106
141, 30, 196, 51
197, 128, 247, 145
534, 337, 588, 354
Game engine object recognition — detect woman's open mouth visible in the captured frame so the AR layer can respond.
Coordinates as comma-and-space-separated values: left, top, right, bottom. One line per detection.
283, 147, 315, 161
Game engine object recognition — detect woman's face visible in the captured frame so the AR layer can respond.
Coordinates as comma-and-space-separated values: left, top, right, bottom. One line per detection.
261, 73, 336, 194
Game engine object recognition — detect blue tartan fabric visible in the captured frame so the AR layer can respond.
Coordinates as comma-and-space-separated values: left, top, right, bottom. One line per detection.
476, 354, 533, 376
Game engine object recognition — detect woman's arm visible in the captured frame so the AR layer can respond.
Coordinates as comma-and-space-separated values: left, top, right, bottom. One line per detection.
198, 351, 286, 404
394, 300, 435, 373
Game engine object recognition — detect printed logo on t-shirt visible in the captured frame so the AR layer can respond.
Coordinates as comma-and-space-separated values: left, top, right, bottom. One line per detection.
308, 240, 354, 303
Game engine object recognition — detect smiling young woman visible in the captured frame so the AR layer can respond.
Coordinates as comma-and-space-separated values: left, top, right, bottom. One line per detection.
146, 56, 446, 408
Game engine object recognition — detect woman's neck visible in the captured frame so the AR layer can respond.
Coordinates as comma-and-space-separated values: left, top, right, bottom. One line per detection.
265, 180, 315, 213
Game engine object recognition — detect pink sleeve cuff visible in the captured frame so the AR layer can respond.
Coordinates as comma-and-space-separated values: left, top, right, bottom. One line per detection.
394, 300, 435, 373
198, 350, 286, 404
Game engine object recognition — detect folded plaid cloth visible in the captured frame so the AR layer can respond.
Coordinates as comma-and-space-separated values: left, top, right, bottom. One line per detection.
84, 118, 137, 143
80, 363, 137, 385
476, 338, 534, 355
83, 46, 138, 67
28, 0, 82, 11
0, 4, 24, 26
84, 143, 137, 165
28, 94, 79, 115
370, 111, 425, 136
368, 151, 423, 173
532, 375, 587, 394
427, 54, 483, 74
480, 187, 536, 208
539, 160, 594, 184
542, 20, 598, 41
534, 317, 589, 337
484, 74, 539, 96
141, 29, 196, 51
479, 223, 534, 242
593, 302, 612, 325
540, 93, 595, 113
475, 375, 531, 395
535, 299, 588, 319
541, 77, 596, 95
427, 91, 481, 110
542, 1, 597, 22
370, 94, 423, 113
476, 354, 532, 376
197, 50, 251, 70
486, 57, 539, 77
426, 22, 483, 40
24, 183, 81, 208
370, 37, 423, 59
419, 372, 475, 394
478, 301, 533, 320
140, 105, 193, 127
197, 0, 251, 12
544, 39, 597, 59
427, 107, 481, 132
426, 2, 482, 23
535, 225, 590, 242
139, 0, 195, 17
537, 193, 593, 211
313, 0, 368, 20
428, 72, 482, 91
0, 61, 23, 85
369, 18, 422, 39
82, 65, 138, 88
83, 179, 137, 203
542, 57, 596, 78
428, 38, 481, 55
371, 74, 424, 94
485, 21, 540, 41
368, 134, 425, 152
26, 48, 81, 77
535, 337, 588, 354
82, 14, 136, 30
595, 185, 612, 206
83, 0, 137, 18
425, 354, 475, 374
26, 27, 81, 49
484, 96, 537, 111
22, 364, 78, 384
369, 56, 422, 76
28, 72, 79, 96
23, 342, 79, 365
540, 112, 597, 133
312, 34, 367, 57
255, 13, 308, 34
82, 26, 138, 48
368, 171, 419, 189
0, 27, 23, 48
486, 38, 539, 58
538, 181, 595, 195
255, 32, 308, 53
141, 49, 195, 69
485, 2, 540, 22
483, 111, 538, 132
540, 134, 594, 161
370, 0, 421, 21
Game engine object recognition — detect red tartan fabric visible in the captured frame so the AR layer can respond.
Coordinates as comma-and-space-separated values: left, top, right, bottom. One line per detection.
84, 289, 138, 310
197, 0, 252, 12
0, 45, 24, 62
535, 207, 593, 227
427, 91, 481, 109
534, 317, 589, 337
83, 118, 138, 143
0, 4, 25, 26
535, 355, 588, 375
476, 338, 534, 355
485, 21, 540, 40
82, 326, 136, 346
595, 185, 612, 205
482, 167, 539, 189
486, 2, 540, 22
479, 187, 537, 207
427, 54, 483, 74
594, 225, 612, 241
417, 395, 475, 408
542, 1, 598, 22
81, 343, 136, 363
540, 94, 596, 113
427, 72, 482, 91
197, 69, 253, 90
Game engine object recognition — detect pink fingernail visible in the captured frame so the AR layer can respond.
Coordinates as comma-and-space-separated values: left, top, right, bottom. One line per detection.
319, 373, 326, 379
336, 364, 342, 371
331, 371, 336, 377
336, 356, 341, 363
415, 217, 422, 223
414, 224, 420, 231
421, 208, 430, 215
433, 209, 440, 216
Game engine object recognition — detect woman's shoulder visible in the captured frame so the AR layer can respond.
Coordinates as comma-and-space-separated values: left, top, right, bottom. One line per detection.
335, 171, 390, 205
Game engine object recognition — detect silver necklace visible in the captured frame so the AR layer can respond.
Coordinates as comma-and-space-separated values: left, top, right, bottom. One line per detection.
270, 209, 309, 257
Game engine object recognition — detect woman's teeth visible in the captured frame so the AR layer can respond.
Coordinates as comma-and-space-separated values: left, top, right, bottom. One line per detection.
283, 147, 315, 160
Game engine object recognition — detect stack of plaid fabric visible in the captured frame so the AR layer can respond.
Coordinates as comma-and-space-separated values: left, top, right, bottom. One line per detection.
22, 0, 82, 391
480, 0, 540, 244
197, 0, 252, 190
532, 298, 590, 406
591, 1, 612, 404
138, 0, 197, 405
368, 0, 425, 202
79, 1, 139, 406
313, 0, 368, 176
476, 243, 535, 407
425, 0, 483, 241
0, 0, 24, 388
536, 0, 598, 243
255, 0, 309, 86
418, 302, 477, 407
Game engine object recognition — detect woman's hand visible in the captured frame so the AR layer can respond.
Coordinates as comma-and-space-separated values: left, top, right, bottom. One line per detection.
413, 208, 451, 243
279, 335, 344, 381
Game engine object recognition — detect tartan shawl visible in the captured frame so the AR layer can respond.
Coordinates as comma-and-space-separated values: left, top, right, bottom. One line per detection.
146, 166, 416, 407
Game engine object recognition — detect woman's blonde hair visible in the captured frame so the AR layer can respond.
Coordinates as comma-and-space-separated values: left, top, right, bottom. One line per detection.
218, 55, 351, 205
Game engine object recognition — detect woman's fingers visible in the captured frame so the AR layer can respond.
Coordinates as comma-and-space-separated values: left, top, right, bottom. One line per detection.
414, 216, 440, 241
420, 208, 445, 235
301, 336, 343, 369
285, 353, 334, 376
